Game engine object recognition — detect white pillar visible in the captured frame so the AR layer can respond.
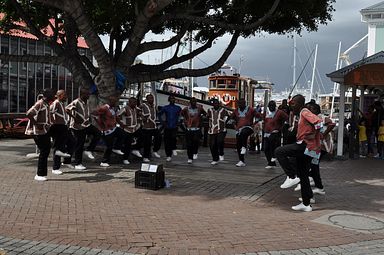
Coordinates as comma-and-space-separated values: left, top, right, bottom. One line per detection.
337, 84, 346, 156
359, 88, 365, 111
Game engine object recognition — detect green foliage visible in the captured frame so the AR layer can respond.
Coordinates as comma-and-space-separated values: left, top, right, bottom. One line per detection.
0, 0, 335, 89
0, 0, 335, 46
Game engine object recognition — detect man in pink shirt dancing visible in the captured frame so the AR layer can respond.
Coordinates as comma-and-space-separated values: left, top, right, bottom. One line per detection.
275, 94, 323, 212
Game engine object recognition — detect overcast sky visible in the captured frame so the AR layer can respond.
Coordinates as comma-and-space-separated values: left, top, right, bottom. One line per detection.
138, 0, 380, 93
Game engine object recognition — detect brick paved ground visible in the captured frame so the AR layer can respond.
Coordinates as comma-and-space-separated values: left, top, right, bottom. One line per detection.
0, 138, 383, 254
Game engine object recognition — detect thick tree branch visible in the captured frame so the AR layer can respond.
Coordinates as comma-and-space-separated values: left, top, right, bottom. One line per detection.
137, 24, 190, 55
126, 31, 240, 83
117, 0, 173, 69
132, 30, 222, 73
32, 1, 112, 69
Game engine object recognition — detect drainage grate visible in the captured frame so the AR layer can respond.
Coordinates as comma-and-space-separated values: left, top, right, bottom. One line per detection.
313, 211, 384, 234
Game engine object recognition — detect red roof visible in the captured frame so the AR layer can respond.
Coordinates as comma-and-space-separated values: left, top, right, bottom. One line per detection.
0, 14, 88, 48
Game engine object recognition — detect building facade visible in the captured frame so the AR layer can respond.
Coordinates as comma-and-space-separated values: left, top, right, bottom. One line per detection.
0, 33, 91, 115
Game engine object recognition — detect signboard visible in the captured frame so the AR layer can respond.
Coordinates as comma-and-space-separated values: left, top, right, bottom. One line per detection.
345, 63, 384, 86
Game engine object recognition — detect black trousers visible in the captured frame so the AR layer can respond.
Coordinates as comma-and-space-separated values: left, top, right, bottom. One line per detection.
264, 132, 281, 166
52, 126, 76, 170
33, 133, 51, 176
309, 150, 327, 189
50, 124, 68, 153
164, 128, 177, 157
122, 129, 142, 160
71, 125, 101, 165
185, 130, 201, 160
236, 127, 253, 162
101, 127, 124, 163
209, 132, 226, 161
142, 129, 162, 158
275, 142, 313, 206
378, 141, 384, 157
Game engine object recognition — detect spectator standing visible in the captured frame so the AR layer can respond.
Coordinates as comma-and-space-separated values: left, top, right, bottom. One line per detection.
372, 101, 384, 141
376, 119, 384, 159
159, 95, 181, 162
358, 119, 368, 157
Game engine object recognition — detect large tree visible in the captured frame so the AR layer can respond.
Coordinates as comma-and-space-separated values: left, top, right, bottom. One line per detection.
0, 0, 335, 101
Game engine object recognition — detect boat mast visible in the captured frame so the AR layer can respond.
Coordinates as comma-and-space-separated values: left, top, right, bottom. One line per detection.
188, 32, 193, 96
330, 42, 342, 118
292, 35, 297, 94
309, 44, 318, 101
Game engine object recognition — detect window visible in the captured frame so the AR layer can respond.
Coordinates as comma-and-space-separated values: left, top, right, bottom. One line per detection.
209, 80, 216, 88
227, 79, 236, 89
217, 79, 226, 88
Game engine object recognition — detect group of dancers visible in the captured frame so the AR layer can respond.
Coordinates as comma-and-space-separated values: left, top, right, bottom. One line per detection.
26, 88, 335, 212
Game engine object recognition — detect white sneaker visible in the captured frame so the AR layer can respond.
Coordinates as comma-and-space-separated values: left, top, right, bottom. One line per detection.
187, 159, 193, 164
312, 187, 326, 195
294, 184, 301, 191
55, 150, 71, 158
153, 152, 161, 158
143, 158, 150, 163
131, 150, 142, 158
193, 154, 198, 160
112, 149, 124, 155
61, 163, 74, 169
84, 150, 95, 159
52, 169, 63, 175
236, 161, 246, 167
291, 202, 313, 212
240, 147, 247, 155
309, 177, 315, 186
374, 153, 380, 158
172, 150, 178, 156
219, 155, 224, 161
211, 161, 218, 165
34, 175, 47, 181
100, 162, 110, 167
166, 157, 172, 162
75, 164, 87, 170
271, 157, 277, 162
265, 165, 275, 169
123, 160, 130, 165
280, 177, 300, 189
299, 197, 316, 204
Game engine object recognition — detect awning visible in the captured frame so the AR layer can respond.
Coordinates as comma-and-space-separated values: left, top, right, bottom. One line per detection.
327, 51, 384, 87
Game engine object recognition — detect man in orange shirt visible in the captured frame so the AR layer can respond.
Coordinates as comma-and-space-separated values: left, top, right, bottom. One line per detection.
181, 97, 207, 164
93, 94, 124, 167
263, 100, 288, 169
275, 95, 323, 212
230, 98, 261, 167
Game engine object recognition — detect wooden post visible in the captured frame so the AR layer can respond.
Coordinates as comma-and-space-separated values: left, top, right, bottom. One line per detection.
349, 86, 358, 159
337, 83, 346, 156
